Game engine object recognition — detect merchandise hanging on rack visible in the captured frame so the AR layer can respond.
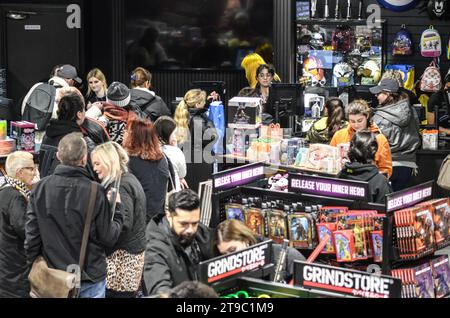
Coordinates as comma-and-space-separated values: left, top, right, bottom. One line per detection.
382, 181, 450, 298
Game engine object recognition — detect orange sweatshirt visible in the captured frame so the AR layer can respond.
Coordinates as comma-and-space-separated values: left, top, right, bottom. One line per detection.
330, 124, 393, 178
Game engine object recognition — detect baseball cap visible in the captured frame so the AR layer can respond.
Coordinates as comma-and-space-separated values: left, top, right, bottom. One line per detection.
369, 78, 400, 95
56, 64, 82, 84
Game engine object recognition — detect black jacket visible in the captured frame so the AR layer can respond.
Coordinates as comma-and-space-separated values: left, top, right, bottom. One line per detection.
143, 214, 213, 296
107, 172, 146, 255
0, 185, 30, 298
338, 162, 392, 204
128, 156, 169, 223
39, 119, 97, 179
187, 108, 218, 155
129, 88, 171, 122
272, 244, 306, 283
25, 165, 124, 283
428, 90, 450, 128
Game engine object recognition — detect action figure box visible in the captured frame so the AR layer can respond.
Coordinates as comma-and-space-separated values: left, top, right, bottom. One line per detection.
10, 121, 35, 152
431, 256, 450, 298
417, 198, 450, 246
228, 97, 262, 128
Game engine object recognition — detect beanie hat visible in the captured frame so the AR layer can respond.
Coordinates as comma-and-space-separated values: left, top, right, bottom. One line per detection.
106, 82, 131, 107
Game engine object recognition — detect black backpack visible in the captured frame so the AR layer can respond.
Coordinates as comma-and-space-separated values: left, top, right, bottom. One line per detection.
22, 83, 56, 131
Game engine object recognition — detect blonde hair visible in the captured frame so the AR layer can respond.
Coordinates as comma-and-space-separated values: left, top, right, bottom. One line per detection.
5, 151, 34, 178
174, 89, 207, 144
241, 53, 281, 88
91, 141, 129, 187
86, 68, 108, 97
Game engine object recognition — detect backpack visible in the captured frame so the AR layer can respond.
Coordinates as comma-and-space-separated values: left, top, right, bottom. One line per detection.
420, 26, 442, 57
392, 25, 413, 56
419, 61, 442, 93
437, 154, 450, 190
22, 83, 56, 131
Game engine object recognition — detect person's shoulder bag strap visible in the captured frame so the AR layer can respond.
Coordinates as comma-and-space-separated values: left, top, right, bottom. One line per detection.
79, 182, 98, 274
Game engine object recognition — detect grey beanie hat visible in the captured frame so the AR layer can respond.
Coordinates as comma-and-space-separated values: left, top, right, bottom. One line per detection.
106, 81, 131, 107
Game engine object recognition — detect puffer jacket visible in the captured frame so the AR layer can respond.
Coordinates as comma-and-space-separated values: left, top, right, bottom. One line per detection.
129, 88, 171, 122
372, 98, 421, 164
330, 124, 393, 177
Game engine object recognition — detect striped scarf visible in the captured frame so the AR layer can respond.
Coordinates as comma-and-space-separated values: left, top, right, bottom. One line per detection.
4, 175, 31, 200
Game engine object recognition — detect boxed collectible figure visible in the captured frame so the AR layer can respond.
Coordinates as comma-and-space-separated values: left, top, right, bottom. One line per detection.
417, 198, 450, 245
414, 263, 435, 298
316, 222, 336, 254
333, 230, 355, 262
371, 231, 383, 263
228, 97, 262, 128
266, 209, 287, 244
10, 121, 35, 152
431, 256, 450, 298
225, 203, 246, 222
288, 213, 314, 249
245, 208, 265, 237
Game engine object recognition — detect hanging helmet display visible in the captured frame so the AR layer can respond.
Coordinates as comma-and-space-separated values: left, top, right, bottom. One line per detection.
358, 60, 382, 85
303, 56, 325, 84
332, 25, 354, 53
310, 32, 324, 49
333, 62, 355, 87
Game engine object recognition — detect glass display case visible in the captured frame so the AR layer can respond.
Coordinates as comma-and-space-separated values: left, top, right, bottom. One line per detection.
295, 19, 386, 89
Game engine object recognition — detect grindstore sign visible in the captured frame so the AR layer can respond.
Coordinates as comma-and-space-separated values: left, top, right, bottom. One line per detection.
294, 262, 402, 298
289, 173, 369, 202
386, 181, 433, 212
198, 241, 272, 284
213, 162, 265, 192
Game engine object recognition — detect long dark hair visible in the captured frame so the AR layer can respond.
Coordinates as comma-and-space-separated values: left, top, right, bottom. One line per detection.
325, 98, 345, 139
380, 92, 409, 106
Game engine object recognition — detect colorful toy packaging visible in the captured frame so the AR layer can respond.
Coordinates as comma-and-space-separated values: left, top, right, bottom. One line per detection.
10, 121, 35, 152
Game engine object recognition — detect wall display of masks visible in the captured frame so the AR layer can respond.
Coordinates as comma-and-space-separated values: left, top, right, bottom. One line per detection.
296, 20, 384, 89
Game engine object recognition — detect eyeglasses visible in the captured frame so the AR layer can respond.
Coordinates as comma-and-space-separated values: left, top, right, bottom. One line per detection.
258, 73, 273, 79
21, 167, 36, 172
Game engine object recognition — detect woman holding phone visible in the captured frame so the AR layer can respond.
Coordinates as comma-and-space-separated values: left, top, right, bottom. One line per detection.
91, 141, 147, 298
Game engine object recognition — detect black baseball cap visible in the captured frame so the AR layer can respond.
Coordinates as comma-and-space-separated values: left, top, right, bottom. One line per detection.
369, 78, 400, 95
56, 64, 82, 84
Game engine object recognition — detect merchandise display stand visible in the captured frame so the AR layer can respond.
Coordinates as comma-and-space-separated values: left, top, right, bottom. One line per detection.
198, 240, 350, 298
381, 181, 450, 298
382, 181, 436, 274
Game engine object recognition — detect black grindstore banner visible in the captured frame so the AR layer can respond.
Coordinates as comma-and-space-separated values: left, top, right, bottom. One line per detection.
294, 261, 402, 298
